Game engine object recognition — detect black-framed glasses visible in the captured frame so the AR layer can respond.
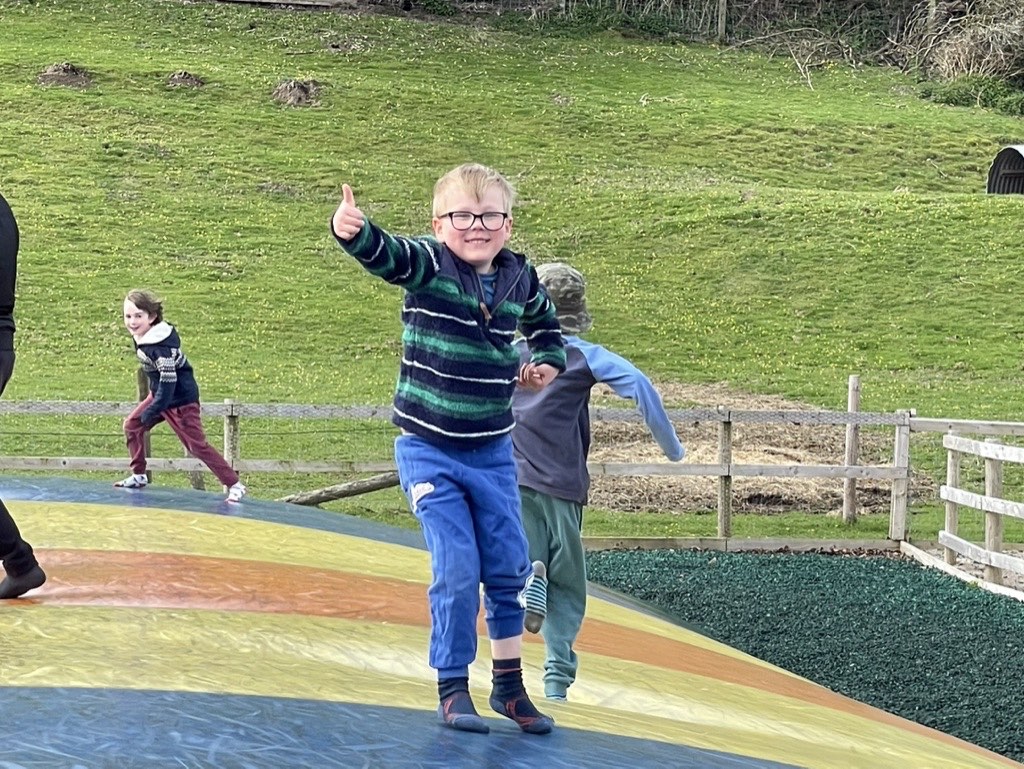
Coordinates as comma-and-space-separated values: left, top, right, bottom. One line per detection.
442, 211, 509, 231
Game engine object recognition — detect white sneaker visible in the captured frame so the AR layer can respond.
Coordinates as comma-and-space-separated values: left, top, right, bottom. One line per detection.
114, 474, 149, 489
226, 482, 247, 503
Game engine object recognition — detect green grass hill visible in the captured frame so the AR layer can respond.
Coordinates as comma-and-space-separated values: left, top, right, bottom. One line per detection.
1, 0, 1023, 529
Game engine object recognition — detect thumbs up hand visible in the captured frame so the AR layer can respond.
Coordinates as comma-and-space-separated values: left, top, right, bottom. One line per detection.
332, 183, 365, 241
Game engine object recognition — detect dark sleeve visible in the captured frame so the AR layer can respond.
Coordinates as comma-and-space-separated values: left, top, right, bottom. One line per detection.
519, 265, 566, 371
332, 219, 441, 290
0, 192, 18, 335
139, 347, 178, 424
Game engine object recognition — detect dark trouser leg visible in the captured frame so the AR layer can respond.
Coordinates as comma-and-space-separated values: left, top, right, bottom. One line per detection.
124, 396, 156, 476
0, 348, 12, 397
0, 499, 46, 598
0, 346, 38, 575
0, 498, 37, 576
164, 403, 239, 487
0, 312, 44, 597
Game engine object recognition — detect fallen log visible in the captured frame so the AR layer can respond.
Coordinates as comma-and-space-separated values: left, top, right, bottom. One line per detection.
277, 471, 400, 506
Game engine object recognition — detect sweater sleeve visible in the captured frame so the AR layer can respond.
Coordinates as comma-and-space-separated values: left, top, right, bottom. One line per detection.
140, 348, 177, 425
332, 218, 440, 291
579, 340, 685, 461
0, 192, 18, 333
519, 265, 566, 372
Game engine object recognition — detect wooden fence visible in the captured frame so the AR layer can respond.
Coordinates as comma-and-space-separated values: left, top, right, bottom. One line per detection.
10, 398, 1024, 600
0, 398, 912, 538
896, 418, 1024, 602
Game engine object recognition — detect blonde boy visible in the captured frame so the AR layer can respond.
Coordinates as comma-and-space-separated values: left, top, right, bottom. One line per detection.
330, 163, 565, 734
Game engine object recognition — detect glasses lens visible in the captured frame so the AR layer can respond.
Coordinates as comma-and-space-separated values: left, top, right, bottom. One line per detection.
449, 212, 475, 230
481, 212, 507, 230
446, 212, 507, 230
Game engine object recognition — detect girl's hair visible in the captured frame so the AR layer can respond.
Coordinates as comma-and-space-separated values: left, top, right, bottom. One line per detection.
432, 162, 516, 218
125, 289, 163, 323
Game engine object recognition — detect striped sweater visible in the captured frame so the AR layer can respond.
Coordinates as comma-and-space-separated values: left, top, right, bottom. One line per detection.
334, 219, 566, 446
134, 322, 201, 425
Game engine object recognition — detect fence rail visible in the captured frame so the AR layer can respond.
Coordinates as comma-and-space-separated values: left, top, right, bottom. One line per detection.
937, 433, 1024, 588
0, 399, 912, 538
917, 430, 1024, 597
910, 418, 1024, 437
17, 399, 1024, 595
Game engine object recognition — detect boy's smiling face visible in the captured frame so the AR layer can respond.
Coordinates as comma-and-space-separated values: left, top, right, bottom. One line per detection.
124, 299, 156, 340
432, 185, 512, 274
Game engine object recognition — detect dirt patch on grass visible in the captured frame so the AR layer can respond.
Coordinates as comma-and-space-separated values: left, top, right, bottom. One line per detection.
272, 79, 321, 107
37, 62, 92, 88
590, 381, 932, 515
167, 70, 204, 88
325, 34, 374, 54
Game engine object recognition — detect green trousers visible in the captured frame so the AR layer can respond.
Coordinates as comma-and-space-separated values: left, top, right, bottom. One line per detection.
519, 486, 587, 699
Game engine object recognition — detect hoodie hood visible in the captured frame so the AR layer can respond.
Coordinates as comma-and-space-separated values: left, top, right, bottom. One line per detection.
135, 321, 175, 346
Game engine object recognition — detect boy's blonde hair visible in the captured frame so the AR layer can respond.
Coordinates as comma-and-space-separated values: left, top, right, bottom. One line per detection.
432, 163, 516, 218
125, 288, 164, 323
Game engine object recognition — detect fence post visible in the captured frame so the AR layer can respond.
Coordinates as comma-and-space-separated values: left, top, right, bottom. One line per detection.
185, 445, 206, 491
984, 438, 1004, 586
843, 374, 860, 523
888, 410, 911, 540
223, 399, 239, 492
717, 0, 727, 42
717, 406, 732, 539
943, 433, 960, 565
135, 368, 152, 483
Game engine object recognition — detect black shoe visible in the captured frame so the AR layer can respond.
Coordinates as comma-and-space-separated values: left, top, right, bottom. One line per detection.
0, 564, 46, 599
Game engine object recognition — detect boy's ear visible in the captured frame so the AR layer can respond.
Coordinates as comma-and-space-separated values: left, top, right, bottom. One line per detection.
431, 217, 444, 238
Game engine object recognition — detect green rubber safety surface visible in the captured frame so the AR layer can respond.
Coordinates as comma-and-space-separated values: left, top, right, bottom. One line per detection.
588, 548, 1024, 763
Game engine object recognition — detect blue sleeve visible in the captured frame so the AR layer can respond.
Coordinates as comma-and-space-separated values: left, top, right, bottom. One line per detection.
575, 339, 685, 461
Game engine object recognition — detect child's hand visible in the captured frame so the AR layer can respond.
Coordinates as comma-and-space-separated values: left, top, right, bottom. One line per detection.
517, 363, 536, 389
517, 362, 559, 391
332, 184, 365, 241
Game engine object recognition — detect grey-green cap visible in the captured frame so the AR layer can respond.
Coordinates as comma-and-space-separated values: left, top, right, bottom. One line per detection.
536, 262, 592, 335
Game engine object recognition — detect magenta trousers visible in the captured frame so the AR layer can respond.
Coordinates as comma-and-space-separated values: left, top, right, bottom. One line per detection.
124, 396, 239, 487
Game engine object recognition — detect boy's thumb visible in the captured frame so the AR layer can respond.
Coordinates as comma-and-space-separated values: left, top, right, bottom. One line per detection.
342, 184, 355, 205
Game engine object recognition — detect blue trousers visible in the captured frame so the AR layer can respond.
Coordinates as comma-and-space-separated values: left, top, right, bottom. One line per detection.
395, 433, 531, 679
